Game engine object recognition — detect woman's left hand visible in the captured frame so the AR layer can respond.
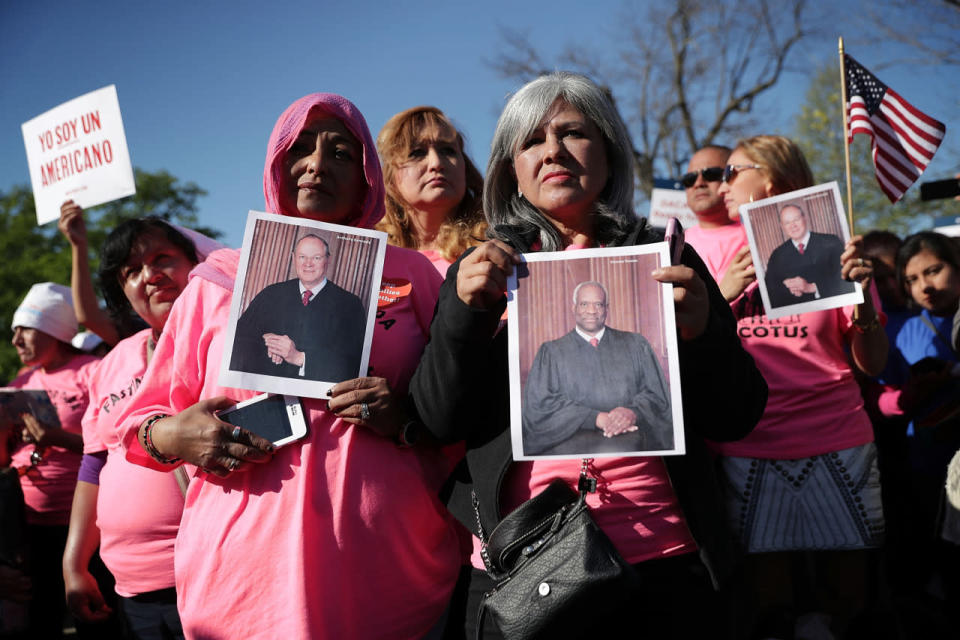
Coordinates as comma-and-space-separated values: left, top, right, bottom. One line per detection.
327, 377, 406, 440
841, 236, 874, 286
21, 412, 51, 446
652, 265, 709, 341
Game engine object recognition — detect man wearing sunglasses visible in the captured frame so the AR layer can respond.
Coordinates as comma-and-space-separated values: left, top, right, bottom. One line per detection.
682, 146, 756, 302
764, 204, 855, 308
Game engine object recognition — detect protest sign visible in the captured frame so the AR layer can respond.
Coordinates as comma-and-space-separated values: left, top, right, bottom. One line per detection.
21, 85, 136, 224
219, 211, 387, 399
740, 181, 863, 319
506, 245, 685, 460
646, 186, 697, 230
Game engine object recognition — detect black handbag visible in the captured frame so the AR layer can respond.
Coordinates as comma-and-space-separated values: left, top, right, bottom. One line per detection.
473, 462, 638, 639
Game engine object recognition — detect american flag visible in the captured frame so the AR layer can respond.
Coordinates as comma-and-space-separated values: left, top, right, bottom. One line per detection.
845, 54, 946, 203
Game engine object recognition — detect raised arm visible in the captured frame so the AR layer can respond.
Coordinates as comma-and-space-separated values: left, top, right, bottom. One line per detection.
58, 200, 119, 346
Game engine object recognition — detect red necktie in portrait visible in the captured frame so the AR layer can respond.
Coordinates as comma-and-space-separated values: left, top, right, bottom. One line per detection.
590, 337, 599, 348
302, 290, 313, 306
797, 243, 805, 255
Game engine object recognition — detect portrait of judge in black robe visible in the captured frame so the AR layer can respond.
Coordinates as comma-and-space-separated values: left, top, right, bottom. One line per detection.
522, 281, 673, 456
764, 204, 855, 308
229, 233, 365, 382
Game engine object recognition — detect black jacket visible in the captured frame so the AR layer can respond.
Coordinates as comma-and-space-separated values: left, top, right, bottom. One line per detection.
229, 278, 366, 382
410, 219, 768, 587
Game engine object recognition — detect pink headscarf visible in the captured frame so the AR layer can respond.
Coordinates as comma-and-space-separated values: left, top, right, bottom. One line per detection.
262, 93, 385, 230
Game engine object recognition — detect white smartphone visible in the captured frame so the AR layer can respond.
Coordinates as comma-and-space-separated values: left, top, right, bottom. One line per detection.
217, 393, 307, 447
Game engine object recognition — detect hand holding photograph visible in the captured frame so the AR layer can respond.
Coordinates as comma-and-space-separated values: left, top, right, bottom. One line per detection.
507, 244, 685, 460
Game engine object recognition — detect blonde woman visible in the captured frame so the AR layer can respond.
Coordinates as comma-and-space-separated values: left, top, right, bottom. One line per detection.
377, 106, 485, 273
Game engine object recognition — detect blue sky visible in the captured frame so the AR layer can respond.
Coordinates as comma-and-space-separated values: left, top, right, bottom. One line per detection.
2, 0, 956, 247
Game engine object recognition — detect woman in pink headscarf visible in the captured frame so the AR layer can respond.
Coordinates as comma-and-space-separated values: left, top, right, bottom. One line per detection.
112, 94, 460, 639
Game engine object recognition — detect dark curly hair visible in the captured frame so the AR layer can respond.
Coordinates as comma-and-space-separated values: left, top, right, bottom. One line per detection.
98, 217, 198, 320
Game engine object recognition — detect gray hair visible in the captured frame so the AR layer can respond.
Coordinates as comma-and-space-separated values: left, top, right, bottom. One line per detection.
485, 72, 636, 251
572, 281, 608, 305
294, 233, 330, 257
778, 203, 805, 220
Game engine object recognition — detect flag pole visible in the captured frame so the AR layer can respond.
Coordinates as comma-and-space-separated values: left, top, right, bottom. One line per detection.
838, 37, 855, 234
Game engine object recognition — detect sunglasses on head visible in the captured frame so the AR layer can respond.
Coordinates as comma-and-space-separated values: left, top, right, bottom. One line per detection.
680, 166, 724, 188
722, 164, 763, 184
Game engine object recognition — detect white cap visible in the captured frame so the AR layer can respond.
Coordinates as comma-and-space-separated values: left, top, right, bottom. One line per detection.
11, 283, 78, 344
71, 330, 104, 353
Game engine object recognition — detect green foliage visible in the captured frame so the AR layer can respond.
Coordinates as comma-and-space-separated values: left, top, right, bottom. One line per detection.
0, 169, 217, 382
794, 64, 954, 236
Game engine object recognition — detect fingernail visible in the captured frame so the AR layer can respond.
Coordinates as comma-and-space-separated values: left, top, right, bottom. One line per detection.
651, 268, 664, 277
326, 388, 333, 397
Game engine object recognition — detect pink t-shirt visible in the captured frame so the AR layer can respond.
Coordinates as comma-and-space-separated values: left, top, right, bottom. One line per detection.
713, 297, 880, 458
684, 222, 747, 284
115, 246, 459, 640
81, 329, 183, 597
10, 354, 98, 525
418, 249, 454, 277
472, 242, 695, 569
688, 227, 882, 459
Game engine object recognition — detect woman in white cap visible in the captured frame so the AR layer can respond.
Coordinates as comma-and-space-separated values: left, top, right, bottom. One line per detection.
6, 282, 100, 638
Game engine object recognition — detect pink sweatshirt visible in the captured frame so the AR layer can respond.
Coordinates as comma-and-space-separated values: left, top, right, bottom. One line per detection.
81, 329, 182, 597
114, 94, 459, 639
116, 248, 457, 638
10, 354, 97, 525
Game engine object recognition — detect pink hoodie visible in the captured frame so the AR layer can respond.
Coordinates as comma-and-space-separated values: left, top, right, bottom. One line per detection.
115, 94, 455, 639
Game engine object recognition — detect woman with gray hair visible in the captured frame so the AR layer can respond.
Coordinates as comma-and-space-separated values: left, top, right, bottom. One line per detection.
411, 71, 767, 638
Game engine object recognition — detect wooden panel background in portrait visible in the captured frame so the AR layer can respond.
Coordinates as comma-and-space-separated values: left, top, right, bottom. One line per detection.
749, 190, 843, 271
238, 219, 379, 316
516, 253, 667, 387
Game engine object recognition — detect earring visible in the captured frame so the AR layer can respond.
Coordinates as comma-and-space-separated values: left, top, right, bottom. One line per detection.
518, 187, 523, 199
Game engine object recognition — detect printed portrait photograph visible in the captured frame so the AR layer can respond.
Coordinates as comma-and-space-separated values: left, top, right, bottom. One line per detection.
219, 211, 386, 399
507, 245, 685, 461
740, 181, 863, 320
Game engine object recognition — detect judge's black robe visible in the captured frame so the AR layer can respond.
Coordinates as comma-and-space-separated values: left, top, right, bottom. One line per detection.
522, 327, 672, 455
764, 231, 854, 308
229, 278, 366, 382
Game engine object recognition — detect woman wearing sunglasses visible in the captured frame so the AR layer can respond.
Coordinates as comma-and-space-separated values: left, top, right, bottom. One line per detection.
709, 135, 887, 638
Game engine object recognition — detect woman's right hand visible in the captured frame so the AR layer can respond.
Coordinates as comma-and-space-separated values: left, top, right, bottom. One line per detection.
143, 397, 275, 477
64, 568, 111, 623
719, 246, 756, 302
456, 240, 522, 309
58, 200, 87, 248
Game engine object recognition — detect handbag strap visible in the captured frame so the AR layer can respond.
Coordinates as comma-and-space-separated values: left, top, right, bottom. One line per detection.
471, 458, 595, 574
472, 458, 596, 640
920, 312, 956, 356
